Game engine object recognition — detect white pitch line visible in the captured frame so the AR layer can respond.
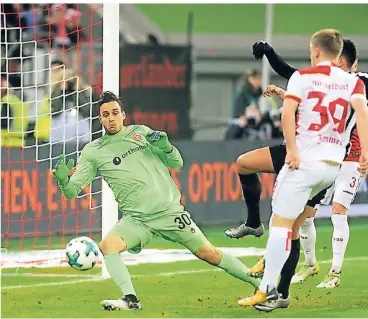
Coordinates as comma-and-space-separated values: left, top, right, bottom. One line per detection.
1, 269, 216, 279
1, 273, 95, 278
0, 269, 220, 290
1, 276, 106, 290
318, 256, 368, 264
2, 256, 367, 290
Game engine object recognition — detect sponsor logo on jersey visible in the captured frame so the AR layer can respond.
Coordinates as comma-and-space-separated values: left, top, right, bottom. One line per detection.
112, 145, 148, 165
318, 134, 343, 146
133, 133, 143, 141
113, 157, 122, 165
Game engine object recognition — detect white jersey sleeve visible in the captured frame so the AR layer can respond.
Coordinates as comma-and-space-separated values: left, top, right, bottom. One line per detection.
285, 71, 303, 103
350, 78, 367, 103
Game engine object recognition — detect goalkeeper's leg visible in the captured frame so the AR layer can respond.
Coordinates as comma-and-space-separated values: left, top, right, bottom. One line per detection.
155, 211, 260, 287
98, 217, 154, 311
99, 235, 142, 311
191, 241, 260, 288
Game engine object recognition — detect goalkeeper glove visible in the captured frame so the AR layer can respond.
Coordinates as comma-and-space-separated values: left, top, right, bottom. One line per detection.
52, 154, 75, 185
252, 41, 273, 60
147, 131, 173, 153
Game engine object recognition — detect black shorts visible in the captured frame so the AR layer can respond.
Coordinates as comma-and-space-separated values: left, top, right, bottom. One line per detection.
269, 143, 286, 174
268, 143, 327, 209
307, 188, 328, 208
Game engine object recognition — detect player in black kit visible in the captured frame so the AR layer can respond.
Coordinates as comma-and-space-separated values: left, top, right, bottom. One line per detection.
225, 39, 365, 311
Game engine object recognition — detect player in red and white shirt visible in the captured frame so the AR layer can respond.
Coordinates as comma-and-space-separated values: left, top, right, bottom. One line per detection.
291, 52, 368, 288
238, 29, 368, 307
248, 40, 366, 301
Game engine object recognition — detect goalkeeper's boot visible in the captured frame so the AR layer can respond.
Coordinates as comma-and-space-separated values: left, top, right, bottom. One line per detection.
248, 256, 265, 278
101, 294, 142, 311
291, 263, 320, 284
225, 223, 265, 239
316, 270, 341, 288
254, 294, 290, 312
238, 286, 278, 307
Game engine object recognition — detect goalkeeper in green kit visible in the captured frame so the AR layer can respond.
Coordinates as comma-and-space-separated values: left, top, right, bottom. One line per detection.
52, 91, 258, 311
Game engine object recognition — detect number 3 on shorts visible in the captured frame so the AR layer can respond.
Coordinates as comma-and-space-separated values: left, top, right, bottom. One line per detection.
174, 213, 192, 230
350, 176, 357, 188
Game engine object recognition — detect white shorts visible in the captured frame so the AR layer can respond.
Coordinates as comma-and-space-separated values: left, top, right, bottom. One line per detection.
272, 161, 340, 219
320, 161, 362, 210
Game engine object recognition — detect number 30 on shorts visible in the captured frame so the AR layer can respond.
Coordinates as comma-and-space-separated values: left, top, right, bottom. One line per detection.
174, 214, 192, 229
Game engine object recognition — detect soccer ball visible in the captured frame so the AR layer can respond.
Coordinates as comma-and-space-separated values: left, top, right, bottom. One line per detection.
65, 236, 99, 271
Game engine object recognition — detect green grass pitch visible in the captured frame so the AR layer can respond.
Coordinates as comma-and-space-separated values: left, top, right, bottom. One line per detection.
2, 219, 368, 318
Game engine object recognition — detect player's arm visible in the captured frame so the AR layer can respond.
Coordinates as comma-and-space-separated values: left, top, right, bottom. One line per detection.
351, 79, 368, 153
52, 147, 97, 199
154, 144, 184, 169
264, 85, 286, 100
282, 99, 298, 153
252, 41, 297, 80
146, 130, 184, 169
282, 71, 303, 169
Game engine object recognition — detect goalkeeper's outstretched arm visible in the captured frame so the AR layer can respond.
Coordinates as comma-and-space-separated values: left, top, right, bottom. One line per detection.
146, 129, 184, 169
155, 144, 184, 169
52, 147, 97, 199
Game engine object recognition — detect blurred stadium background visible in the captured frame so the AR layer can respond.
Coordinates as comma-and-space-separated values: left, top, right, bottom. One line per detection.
1, 3, 368, 317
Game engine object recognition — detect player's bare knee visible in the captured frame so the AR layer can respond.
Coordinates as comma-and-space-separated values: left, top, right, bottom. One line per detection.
99, 235, 127, 255
270, 214, 295, 228
237, 147, 274, 175
291, 206, 315, 239
204, 248, 222, 266
331, 202, 348, 215
304, 205, 317, 218
193, 243, 221, 266
236, 153, 253, 174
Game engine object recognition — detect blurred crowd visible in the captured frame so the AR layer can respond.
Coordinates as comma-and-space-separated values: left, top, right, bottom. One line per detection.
1, 3, 101, 147
2, 3, 86, 51
225, 69, 282, 140
1, 3, 282, 148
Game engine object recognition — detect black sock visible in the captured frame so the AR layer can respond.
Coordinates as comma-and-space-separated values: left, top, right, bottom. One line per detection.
278, 239, 300, 299
238, 173, 262, 228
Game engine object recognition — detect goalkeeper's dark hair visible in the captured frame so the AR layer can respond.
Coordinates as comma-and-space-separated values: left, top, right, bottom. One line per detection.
341, 39, 358, 68
97, 91, 124, 113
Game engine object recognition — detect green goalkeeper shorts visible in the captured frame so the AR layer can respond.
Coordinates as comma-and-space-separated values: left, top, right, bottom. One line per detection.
108, 211, 209, 254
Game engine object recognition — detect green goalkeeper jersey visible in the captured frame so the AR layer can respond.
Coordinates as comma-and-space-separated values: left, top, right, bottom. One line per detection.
59, 125, 184, 218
